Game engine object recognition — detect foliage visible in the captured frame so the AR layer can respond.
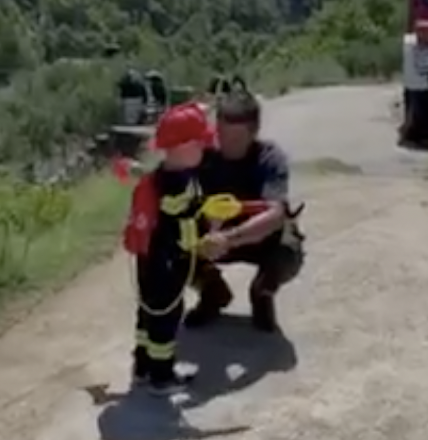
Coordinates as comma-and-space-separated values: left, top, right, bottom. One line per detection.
0, 176, 71, 290
0, 172, 128, 306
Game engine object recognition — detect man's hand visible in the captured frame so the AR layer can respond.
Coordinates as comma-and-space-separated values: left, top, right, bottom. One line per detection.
198, 232, 230, 261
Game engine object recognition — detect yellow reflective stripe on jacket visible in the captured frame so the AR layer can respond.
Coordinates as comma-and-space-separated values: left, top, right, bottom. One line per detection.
136, 330, 148, 347
146, 340, 175, 360
177, 218, 198, 251
160, 181, 199, 216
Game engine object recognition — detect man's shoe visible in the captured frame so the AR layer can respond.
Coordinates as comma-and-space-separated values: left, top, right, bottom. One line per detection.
251, 295, 278, 332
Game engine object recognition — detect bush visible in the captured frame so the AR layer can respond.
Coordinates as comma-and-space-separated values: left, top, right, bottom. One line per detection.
0, 172, 129, 310
247, 0, 403, 95
0, 177, 72, 292
0, 58, 120, 168
285, 55, 348, 87
337, 36, 401, 79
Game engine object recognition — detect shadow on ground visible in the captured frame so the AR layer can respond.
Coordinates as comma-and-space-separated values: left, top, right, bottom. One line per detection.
91, 314, 297, 440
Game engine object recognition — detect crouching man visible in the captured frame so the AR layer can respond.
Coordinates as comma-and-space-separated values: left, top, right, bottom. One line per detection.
185, 91, 305, 332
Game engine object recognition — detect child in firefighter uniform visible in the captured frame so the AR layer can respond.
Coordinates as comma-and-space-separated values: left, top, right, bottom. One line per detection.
117, 102, 270, 395
122, 103, 216, 395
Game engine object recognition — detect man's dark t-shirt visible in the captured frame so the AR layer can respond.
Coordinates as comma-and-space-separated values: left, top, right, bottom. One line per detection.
197, 140, 289, 253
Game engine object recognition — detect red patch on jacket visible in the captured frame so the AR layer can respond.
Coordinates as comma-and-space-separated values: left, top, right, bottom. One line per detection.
123, 175, 159, 254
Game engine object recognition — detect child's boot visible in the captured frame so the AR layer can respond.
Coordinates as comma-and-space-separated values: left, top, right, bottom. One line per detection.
148, 359, 197, 396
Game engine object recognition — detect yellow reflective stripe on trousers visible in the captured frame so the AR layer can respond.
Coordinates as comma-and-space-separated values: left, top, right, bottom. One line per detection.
136, 330, 148, 347
137, 330, 175, 360
147, 341, 175, 360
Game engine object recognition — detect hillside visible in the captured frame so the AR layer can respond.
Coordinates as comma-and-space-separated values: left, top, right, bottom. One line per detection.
1, 0, 404, 84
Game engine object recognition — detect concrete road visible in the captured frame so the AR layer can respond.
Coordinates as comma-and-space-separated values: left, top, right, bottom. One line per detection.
1, 85, 428, 440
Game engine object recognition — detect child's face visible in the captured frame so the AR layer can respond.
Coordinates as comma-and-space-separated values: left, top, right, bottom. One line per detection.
163, 141, 203, 170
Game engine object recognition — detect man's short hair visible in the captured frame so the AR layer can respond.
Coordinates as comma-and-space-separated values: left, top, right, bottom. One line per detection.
216, 91, 260, 126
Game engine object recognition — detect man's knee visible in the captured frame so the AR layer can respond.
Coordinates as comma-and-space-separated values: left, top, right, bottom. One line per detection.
252, 242, 305, 294
278, 243, 305, 284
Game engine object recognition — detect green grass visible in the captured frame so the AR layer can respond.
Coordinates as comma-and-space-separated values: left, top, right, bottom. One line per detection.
0, 171, 130, 331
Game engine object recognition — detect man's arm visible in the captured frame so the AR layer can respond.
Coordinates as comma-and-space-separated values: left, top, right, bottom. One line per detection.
223, 144, 289, 249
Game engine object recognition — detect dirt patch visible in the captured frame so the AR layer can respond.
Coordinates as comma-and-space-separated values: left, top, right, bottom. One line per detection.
291, 157, 363, 175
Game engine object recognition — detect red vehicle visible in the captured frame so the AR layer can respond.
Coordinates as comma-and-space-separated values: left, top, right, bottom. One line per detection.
401, 0, 428, 148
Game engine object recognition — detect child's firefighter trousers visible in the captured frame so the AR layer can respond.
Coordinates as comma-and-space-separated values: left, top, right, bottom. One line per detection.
134, 248, 190, 383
